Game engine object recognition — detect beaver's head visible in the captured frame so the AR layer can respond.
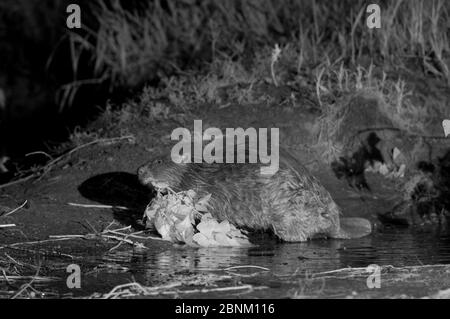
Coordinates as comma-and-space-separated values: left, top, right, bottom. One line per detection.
271, 197, 342, 242
137, 154, 190, 190
265, 169, 341, 241
304, 197, 342, 241
310, 200, 371, 241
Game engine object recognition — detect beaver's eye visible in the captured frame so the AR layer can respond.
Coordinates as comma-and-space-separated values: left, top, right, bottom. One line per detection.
156, 159, 163, 164
320, 211, 329, 218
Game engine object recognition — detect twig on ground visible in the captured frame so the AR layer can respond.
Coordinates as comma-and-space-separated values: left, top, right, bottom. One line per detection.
0, 224, 16, 228
0, 135, 135, 190
0, 175, 36, 191
37, 135, 135, 181
3, 246, 76, 259
11, 263, 42, 299
67, 203, 130, 210
2, 200, 28, 217
0, 275, 59, 283
0, 237, 74, 250
25, 151, 53, 161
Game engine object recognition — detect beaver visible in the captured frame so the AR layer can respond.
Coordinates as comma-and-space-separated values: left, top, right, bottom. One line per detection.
137, 148, 371, 242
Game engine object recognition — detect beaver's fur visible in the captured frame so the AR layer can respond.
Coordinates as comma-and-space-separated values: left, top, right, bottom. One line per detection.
138, 148, 343, 242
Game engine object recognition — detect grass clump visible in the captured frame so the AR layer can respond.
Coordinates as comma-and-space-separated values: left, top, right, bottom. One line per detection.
60, 0, 450, 109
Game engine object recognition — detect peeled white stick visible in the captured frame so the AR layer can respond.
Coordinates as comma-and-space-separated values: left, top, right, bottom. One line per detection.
0, 224, 16, 228
443, 119, 450, 138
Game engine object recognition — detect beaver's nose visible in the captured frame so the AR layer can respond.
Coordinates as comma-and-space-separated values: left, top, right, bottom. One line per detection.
137, 166, 148, 179
137, 167, 152, 186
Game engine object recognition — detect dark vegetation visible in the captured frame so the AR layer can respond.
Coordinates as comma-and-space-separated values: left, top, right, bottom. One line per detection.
0, 1, 448, 152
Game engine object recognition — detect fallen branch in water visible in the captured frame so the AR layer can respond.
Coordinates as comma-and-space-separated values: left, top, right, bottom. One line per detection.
0, 259, 59, 299
94, 281, 267, 299
223, 265, 270, 277
223, 265, 270, 271
310, 264, 450, 281
312, 264, 441, 277
100, 282, 182, 299
47, 222, 162, 249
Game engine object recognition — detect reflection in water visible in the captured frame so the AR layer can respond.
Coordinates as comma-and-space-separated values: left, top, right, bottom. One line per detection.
100, 227, 450, 286
24, 226, 450, 297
